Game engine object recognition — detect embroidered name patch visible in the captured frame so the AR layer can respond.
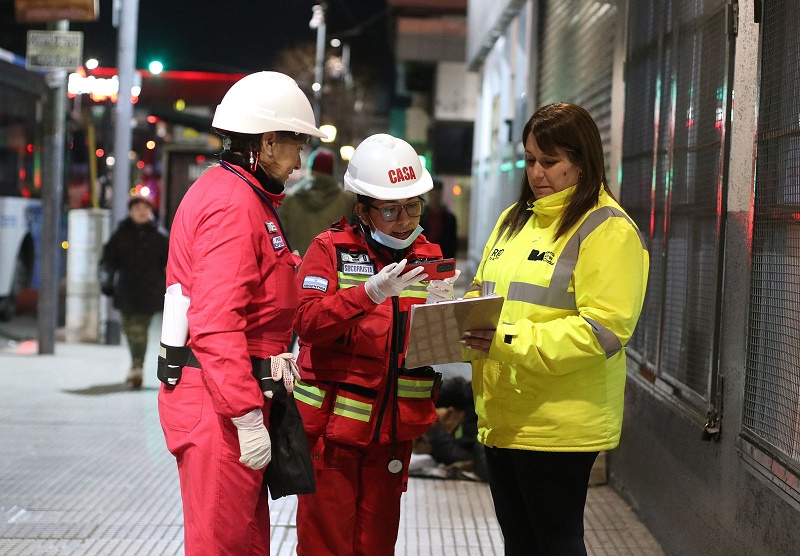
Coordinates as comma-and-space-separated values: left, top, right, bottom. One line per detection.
271, 236, 286, 250
265, 221, 278, 233
342, 263, 375, 275
302, 276, 329, 291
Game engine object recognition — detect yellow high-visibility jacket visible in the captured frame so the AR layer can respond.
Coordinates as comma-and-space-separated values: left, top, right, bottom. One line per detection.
465, 186, 649, 451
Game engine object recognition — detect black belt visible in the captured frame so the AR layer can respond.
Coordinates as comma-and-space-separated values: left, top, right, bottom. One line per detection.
157, 343, 283, 398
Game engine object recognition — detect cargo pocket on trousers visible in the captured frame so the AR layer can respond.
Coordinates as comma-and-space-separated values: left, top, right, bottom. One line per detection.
326, 383, 378, 448
158, 368, 203, 433
395, 367, 439, 441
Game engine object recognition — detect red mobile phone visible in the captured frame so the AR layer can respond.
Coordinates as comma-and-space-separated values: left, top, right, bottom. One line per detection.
403, 258, 457, 281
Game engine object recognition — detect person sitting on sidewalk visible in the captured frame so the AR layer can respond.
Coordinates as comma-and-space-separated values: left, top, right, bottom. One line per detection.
411, 376, 488, 481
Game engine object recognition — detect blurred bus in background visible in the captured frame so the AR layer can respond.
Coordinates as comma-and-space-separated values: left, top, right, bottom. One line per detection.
0, 49, 46, 321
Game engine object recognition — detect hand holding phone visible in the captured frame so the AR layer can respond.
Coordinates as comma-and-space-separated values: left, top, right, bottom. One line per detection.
402, 258, 457, 282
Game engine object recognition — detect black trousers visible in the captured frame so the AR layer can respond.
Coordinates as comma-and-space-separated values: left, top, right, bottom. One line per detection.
485, 447, 599, 556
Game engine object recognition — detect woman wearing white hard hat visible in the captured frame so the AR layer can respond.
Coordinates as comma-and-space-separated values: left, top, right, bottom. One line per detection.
292, 133, 461, 555
158, 71, 326, 555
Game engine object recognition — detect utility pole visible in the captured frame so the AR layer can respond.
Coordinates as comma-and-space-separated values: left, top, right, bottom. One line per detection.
105, 0, 140, 344
310, 3, 327, 126
37, 20, 69, 355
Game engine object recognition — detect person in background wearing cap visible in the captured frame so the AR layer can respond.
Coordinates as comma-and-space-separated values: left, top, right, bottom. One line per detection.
420, 177, 458, 259
277, 147, 355, 256
157, 71, 327, 555
291, 133, 462, 555
99, 196, 169, 389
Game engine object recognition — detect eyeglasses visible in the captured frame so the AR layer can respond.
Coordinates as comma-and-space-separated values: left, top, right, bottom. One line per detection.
367, 200, 425, 222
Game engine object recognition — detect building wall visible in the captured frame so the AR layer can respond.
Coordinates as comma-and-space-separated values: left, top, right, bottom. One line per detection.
467, 0, 800, 554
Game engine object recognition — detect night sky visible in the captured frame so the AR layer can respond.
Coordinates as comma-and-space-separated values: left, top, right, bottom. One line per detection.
0, 0, 391, 82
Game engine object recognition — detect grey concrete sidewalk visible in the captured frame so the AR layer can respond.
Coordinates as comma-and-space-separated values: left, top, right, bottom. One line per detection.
0, 321, 664, 555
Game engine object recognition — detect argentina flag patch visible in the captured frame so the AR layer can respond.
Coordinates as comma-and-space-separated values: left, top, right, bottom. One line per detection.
302, 275, 329, 292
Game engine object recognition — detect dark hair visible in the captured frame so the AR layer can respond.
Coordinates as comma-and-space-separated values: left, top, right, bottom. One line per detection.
435, 376, 472, 410
128, 196, 152, 210
498, 102, 610, 241
219, 130, 311, 154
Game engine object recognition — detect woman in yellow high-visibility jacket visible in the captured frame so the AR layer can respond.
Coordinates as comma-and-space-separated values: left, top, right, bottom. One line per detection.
462, 103, 649, 556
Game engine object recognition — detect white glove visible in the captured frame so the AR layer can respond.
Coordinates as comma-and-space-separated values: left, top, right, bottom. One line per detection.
263, 353, 301, 399
426, 269, 462, 304
364, 259, 427, 304
231, 408, 271, 470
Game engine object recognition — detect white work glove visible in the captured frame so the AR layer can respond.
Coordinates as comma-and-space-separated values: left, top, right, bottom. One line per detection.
263, 353, 301, 399
426, 269, 462, 304
364, 259, 427, 304
231, 408, 271, 470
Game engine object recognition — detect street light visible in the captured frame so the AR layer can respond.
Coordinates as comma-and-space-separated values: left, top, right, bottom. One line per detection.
319, 124, 337, 143
309, 3, 326, 125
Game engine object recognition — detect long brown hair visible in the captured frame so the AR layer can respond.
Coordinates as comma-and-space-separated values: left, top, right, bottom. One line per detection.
498, 102, 610, 241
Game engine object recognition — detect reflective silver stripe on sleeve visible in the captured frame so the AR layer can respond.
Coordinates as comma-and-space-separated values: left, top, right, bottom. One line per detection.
583, 316, 622, 358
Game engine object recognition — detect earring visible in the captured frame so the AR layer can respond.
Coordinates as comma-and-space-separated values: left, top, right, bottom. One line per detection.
249, 147, 259, 174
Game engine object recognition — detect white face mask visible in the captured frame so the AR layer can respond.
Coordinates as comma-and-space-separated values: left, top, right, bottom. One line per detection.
370, 225, 423, 249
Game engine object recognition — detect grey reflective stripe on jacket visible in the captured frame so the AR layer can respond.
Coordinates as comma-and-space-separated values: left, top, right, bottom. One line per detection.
504, 206, 646, 358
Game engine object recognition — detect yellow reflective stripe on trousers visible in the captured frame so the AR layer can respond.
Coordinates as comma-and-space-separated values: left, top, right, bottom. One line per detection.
333, 394, 373, 422
397, 378, 433, 398
294, 380, 325, 408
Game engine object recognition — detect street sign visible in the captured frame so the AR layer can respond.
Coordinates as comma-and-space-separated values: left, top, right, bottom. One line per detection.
26, 30, 83, 71
15, 0, 98, 23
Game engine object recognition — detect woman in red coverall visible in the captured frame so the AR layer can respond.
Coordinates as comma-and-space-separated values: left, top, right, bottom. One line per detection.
293, 133, 461, 556
157, 72, 327, 556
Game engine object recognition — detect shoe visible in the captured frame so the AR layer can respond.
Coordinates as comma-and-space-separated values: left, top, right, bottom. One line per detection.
127, 368, 143, 389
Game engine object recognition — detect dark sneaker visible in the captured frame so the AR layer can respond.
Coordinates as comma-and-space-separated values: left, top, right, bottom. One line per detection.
127, 368, 143, 389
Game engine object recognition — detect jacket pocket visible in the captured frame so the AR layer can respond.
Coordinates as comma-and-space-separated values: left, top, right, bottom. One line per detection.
294, 380, 333, 438
344, 303, 392, 359
326, 383, 378, 448
394, 367, 439, 441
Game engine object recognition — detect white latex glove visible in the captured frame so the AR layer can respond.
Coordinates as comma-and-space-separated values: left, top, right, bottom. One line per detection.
426, 269, 462, 304
263, 353, 301, 399
364, 259, 427, 304
231, 408, 271, 470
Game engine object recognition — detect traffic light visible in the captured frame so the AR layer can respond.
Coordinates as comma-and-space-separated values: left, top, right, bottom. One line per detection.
148, 60, 164, 75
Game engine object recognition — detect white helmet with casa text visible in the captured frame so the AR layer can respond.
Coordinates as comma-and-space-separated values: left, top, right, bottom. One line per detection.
344, 134, 433, 200
211, 71, 328, 138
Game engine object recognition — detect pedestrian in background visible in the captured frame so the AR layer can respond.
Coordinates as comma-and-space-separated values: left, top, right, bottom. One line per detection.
292, 133, 459, 556
99, 196, 168, 389
158, 71, 326, 555
462, 102, 649, 555
278, 147, 355, 256
420, 176, 457, 259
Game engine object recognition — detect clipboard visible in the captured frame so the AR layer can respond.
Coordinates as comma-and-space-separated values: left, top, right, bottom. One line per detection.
404, 295, 504, 368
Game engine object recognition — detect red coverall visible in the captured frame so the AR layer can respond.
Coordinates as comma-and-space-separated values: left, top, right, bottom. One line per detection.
158, 163, 299, 555
293, 222, 442, 556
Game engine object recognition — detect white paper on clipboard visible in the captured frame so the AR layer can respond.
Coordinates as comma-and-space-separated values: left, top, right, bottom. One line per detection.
404, 295, 504, 368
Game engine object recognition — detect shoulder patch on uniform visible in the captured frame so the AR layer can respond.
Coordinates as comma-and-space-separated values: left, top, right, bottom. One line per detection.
302, 275, 329, 292
271, 236, 286, 250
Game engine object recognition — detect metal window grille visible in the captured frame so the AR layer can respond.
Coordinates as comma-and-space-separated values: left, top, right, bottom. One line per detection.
537, 0, 618, 171
744, 0, 800, 467
620, 0, 731, 417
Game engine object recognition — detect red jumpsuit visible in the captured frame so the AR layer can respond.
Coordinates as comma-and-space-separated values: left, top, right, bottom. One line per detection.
158, 162, 300, 555
293, 221, 442, 556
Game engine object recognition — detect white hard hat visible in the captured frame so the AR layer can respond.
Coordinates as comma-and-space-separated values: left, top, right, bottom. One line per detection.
211, 71, 327, 139
344, 134, 433, 200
